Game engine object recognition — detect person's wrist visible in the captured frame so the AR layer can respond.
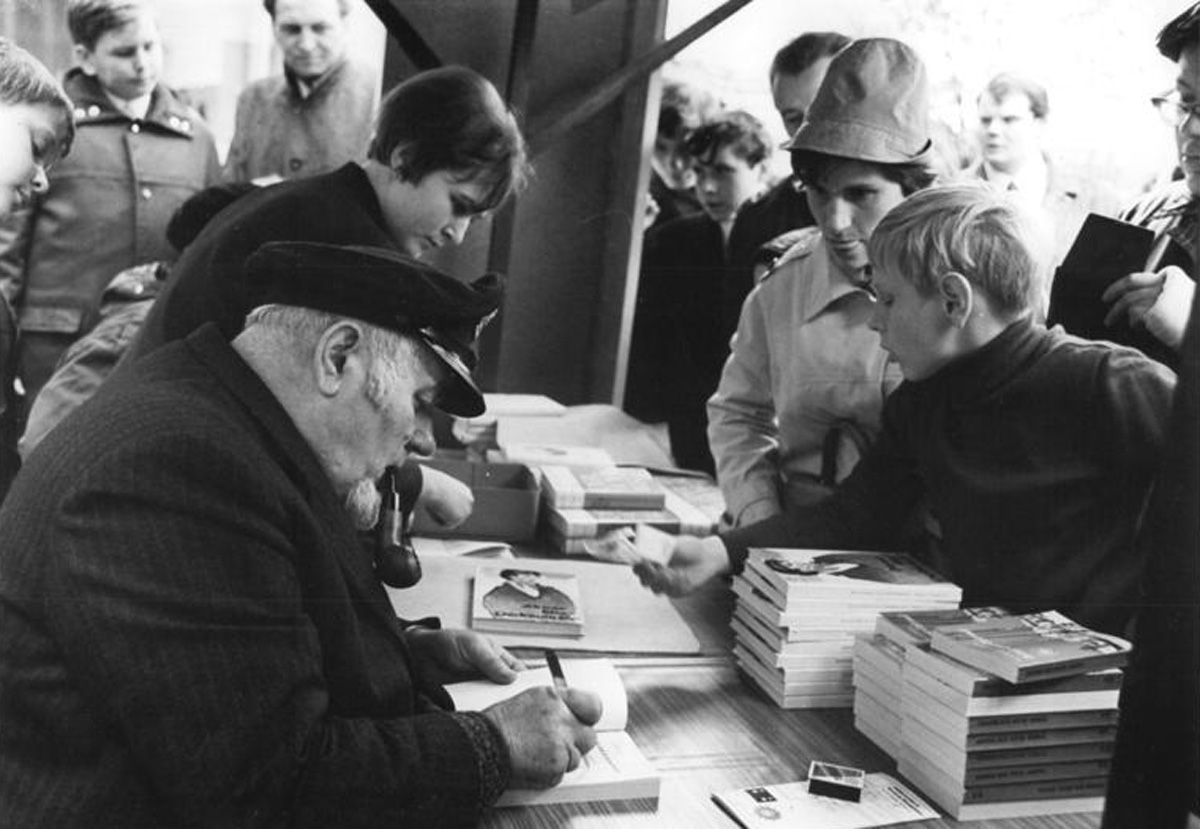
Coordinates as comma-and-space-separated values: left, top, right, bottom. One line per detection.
454, 711, 512, 805
1146, 268, 1193, 350
736, 498, 780, 527
699, 535, 733, 579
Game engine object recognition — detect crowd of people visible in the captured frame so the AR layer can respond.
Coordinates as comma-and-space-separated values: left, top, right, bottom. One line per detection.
0, 0, 1194, 825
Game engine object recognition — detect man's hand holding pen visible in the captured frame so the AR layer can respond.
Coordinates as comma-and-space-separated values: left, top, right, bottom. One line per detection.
482, 650, 602, 789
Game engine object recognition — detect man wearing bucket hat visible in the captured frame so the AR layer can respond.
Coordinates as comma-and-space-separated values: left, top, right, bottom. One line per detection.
0, 242, 601, 825
708, 38, 937, 528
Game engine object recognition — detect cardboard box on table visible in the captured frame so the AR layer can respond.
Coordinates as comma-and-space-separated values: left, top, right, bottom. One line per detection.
412, 456, 540, 542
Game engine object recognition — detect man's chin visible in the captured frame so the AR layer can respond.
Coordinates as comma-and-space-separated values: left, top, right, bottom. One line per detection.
1183, 167, 1200, 199
345, 478, 382, 531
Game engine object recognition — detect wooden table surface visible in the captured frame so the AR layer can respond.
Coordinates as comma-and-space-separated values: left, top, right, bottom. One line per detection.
478, 659, 1104, 829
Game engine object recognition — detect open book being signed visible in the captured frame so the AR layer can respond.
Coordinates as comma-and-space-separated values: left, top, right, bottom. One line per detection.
445, 658, 659, 807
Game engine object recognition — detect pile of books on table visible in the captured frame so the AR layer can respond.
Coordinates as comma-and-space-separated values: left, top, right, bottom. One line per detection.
731, 548, 961, 709
852, 606, 1011, 758
854, 608, 1129, 820
538, 463, 714, 554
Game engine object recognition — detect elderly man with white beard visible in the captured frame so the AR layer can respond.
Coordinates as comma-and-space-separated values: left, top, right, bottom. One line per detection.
0, 241, 600, 827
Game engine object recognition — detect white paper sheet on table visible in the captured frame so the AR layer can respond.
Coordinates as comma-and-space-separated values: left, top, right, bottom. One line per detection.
712, 773, 938, 829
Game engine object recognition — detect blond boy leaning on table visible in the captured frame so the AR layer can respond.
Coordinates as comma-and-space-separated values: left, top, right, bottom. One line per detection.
633, 183, 1175, 638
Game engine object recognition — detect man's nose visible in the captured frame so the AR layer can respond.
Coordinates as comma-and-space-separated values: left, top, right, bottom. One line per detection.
1182, 108, 1200, 137
824, 197, 851, 232
406, 429, 436, 457
442, 216, 470, 245
868, 303, 884, 332
30, 166, 49, 193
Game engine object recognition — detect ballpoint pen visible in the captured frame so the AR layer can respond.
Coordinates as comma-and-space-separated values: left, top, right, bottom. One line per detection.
544, 648, 569, 694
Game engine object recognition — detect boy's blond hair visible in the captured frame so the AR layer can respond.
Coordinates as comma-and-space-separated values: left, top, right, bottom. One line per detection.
867, 182, 1052, 317
0, 38, 75, 153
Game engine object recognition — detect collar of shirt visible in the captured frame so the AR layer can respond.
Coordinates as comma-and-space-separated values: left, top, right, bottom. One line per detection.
983, 155, 1048, 203
910, 315, 1040, 406
285, 57, 348, 102
64, 70, 197, 138
809, 235, 875, 323
105, 91, 152, 120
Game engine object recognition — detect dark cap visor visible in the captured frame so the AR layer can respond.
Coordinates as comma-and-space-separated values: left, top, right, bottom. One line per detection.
416, 329, 486, 417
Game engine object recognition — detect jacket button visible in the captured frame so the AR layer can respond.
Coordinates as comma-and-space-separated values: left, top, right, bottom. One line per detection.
289, 158, 303, 172
141, 187, 152, 200
130, 122, 141, 134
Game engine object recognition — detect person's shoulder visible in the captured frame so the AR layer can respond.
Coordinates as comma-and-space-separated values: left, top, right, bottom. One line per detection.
734, 178, 809, 231
237, 73, 287, 102
152, 84, 217, 142
645, 211, 717, 247
1121, 179, 1193, 224
234, 164, 365, 214
760, 227, 823, 280
339, 58, 380, 85
1048, 160, 1122, 213
1041, 325, 1176, 386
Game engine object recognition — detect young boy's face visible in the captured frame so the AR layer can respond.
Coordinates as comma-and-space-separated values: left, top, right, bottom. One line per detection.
805, 160, 905, 284
869, 262, 956, 381
693, 145, 764, 224
374, 166, 490, 258
0, 102, 67, 218
652, 131, 696, 193
76, 10, 163, 101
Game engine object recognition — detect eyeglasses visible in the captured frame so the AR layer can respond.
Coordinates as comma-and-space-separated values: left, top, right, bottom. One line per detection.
1151, 94, 1200, 127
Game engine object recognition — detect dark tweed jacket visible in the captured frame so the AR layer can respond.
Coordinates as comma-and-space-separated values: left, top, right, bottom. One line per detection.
0, 325, 507, 827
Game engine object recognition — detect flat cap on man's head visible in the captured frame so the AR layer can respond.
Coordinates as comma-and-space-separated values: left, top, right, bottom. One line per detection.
1158, 2, 1200, 61
244, 241, 504, 417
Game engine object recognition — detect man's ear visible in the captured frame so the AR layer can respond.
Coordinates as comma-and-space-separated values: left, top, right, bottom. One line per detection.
938, 272, 974, 329
73, 44, 97, 76
314, 321, 364, 396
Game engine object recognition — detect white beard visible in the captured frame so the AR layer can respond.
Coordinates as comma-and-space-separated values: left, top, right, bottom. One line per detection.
345, 478, 382, 531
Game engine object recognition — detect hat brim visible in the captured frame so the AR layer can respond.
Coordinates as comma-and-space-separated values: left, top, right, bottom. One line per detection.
416, 331, 486, 418
782, 119, 933, 166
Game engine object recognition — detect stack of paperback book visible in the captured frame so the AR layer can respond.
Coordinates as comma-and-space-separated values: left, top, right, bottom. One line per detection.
852, 606, 1011, 758
885, 610, 1129, 820
731, 548, 961, 709
539, 464, 714, 554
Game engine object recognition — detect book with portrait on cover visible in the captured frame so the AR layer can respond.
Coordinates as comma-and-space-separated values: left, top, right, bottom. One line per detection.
745, 548, 962, 604
470, 565, 584, 637
928, 610, 1131, 684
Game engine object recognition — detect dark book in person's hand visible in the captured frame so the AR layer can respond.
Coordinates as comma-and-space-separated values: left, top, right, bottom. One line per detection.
1046, 213, 1184, 364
